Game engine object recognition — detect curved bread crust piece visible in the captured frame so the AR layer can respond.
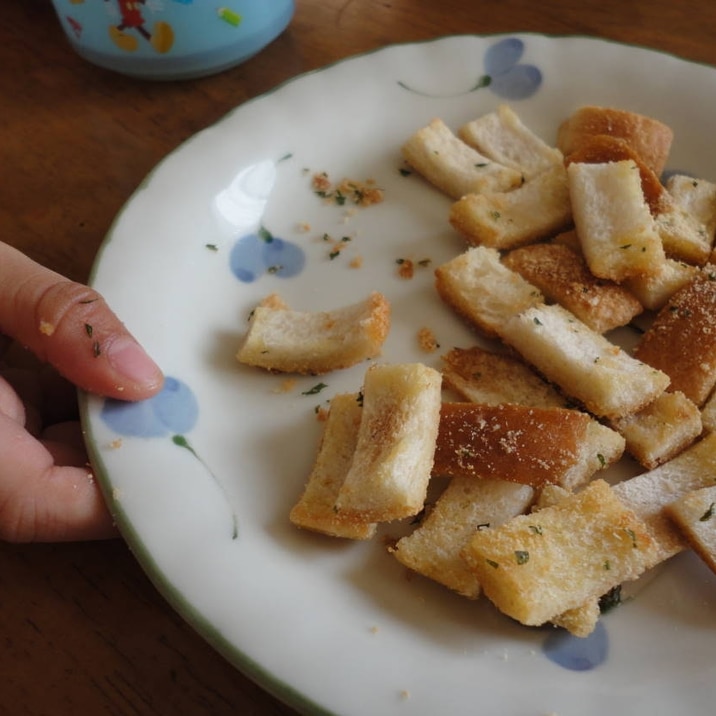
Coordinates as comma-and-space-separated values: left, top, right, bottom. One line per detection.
634, 270, 716, 406
441, 346, 568, 408
435, 246, 544, 338
457, 104, 564, 180
290, 393, 376, 540
401, 118, 523, 199
334, 363, 442, 523
461, 479, 659, 627
433, 402, 623, 490
236, 291, 390, 374
498, 303, 670, 419
391, 477, 534, 599
665, 486, 716, 574
503, 242, 643, 333
556, 105, 674, 176
449, 164, 572, 250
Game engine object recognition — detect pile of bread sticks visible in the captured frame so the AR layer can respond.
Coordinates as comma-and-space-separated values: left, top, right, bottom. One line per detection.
237, 104, 716, 637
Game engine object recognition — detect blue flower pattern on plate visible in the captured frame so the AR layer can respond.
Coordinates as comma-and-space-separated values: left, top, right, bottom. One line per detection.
230, 226, 305, 283
398, 36, 541, 99
101, 377, 238, 538
482, 38, 542, 100
101, 376, 198, 437
542, 620, 609, 671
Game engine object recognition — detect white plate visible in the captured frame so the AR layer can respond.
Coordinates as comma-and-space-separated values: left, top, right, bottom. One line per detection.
82, 34, 716, 716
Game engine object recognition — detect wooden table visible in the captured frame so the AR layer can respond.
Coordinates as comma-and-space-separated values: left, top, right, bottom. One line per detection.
2, 1, 716, 713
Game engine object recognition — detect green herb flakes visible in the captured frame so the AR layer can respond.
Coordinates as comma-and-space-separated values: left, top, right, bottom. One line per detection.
302, 382, 328, 396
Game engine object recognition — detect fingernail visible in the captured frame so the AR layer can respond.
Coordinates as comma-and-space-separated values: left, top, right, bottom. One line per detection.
106, 336, 163, 389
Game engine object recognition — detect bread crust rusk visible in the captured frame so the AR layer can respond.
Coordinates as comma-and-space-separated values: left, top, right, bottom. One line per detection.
609, 391, 702, 470
391, 476, 534, 599
564, 133, 667, 214
402, 118, 524, 199
556, 105, 674, 176
457, 103, 564, 180
503, 242, 643, 333
567, 159, 666, 282
334, 363, 442, 522
434, 246, 543, 338
665, 485, 716, 575
462, 479, 659, 627
449, 164, 572, 250
634, 268, 716, 406
657, 174, 716, 265
498, 303, 670, 420
613, 432, 716, 564
236, 291, 390, 374
433, 402, 623, 490
624, 257, 698, 311
441, 345, 568, 408
289, 393, 377, 539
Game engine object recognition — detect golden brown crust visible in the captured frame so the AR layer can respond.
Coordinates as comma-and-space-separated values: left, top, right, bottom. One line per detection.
557, 105, 674, 176
441, 345, 568, 408
634, 269, 716, 406
461, 479, 659, 627
432, 402, 591, 488
289, 393, 377, 539
503, 242, 643, 333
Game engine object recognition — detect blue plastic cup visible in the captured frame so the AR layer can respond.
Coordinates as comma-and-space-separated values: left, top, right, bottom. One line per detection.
50, 0, 295, 80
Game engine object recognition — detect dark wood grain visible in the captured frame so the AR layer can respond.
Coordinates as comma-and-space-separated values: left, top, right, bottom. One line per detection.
3, 0, 716, 713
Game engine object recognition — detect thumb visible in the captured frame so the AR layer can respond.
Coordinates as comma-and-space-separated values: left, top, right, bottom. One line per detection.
0, 243, 163, 400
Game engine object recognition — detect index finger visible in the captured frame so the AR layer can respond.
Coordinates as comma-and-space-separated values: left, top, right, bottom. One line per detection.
0, 243, 163, 400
